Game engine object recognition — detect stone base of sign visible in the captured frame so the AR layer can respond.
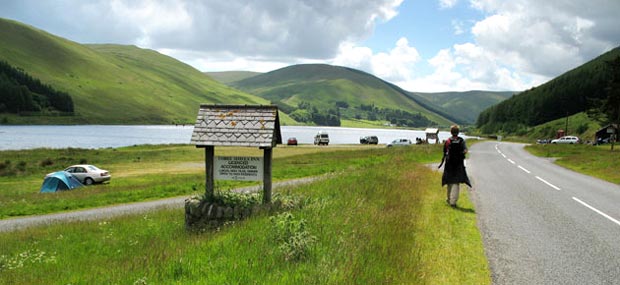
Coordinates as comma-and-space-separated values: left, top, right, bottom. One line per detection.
184, 195, 285, 231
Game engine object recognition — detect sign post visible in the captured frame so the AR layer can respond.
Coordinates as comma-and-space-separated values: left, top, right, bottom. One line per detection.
190, 105, 282, 204
608, 126, 616, 151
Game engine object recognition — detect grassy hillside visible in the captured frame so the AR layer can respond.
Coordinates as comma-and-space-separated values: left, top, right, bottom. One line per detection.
414, 91, 514, 124
233, 64, 455, 127
0, 18, 292, 125
205, 71, 261, 84
477, 46, 620, 134
525, 112, 601, 141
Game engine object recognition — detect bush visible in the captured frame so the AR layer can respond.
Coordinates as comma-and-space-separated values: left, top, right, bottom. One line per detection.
39, 158, 54, 167
16, 161, 26, 172
270, 212, 316, 261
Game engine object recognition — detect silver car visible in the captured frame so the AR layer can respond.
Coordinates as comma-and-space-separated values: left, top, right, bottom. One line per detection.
387, 138, 412, 147
551, 136, 580, 144
63, 164, 111, 185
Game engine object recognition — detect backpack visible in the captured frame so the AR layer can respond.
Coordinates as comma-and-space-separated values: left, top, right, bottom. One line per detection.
444, 137, 465, 162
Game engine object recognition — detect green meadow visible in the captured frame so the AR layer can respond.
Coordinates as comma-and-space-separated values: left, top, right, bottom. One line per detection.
0, 144, 490, 284
525, 143, 620, 184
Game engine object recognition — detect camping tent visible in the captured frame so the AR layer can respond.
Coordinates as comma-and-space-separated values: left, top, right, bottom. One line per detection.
40, 171, 84, 193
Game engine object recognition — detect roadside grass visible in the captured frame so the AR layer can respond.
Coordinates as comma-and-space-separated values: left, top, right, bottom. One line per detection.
525, 144, 620, 184
0, 144, 437, 218
0, 146, 489, 284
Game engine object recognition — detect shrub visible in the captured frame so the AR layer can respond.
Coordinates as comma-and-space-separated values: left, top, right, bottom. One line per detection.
40, 158, 54, 167
0, 160, 10, 170
270, 212, 316, 261
16, 161, 27, 172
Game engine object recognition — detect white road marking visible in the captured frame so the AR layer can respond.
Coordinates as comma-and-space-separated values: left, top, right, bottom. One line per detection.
501, 153, 507, 158
573, 197, 620, 227
518, 165, 531, 174
507, 159, 516, 164
535, 176, 561, 190
495, 144, 499, 150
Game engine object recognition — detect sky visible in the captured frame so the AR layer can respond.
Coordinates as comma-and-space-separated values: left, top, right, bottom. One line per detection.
1, 0, 619, 92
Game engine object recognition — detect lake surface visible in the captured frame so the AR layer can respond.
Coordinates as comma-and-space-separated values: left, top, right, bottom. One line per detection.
0, 125, 463, 150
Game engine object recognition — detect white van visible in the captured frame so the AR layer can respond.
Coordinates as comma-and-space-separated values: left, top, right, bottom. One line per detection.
314, 131, 330, 146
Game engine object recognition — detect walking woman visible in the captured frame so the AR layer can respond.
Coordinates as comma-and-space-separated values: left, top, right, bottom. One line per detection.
440, 125, 471, 207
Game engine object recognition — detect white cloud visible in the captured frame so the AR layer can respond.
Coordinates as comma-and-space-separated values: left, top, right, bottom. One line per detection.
451, 19, 465, 35
468, 0, 620, 77
439, 0, 459, 9
332, 37, 420, 83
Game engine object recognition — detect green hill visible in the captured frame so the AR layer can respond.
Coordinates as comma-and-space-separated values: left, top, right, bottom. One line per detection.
205, 71, 262, 84
477, 46, 620, 134
413, 91, 514, 124
232, 64, 456, 127
0, 18, 279, 125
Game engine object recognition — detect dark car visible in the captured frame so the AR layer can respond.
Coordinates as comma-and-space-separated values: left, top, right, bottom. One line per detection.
360, 136, 379, 144
287, 137, 298, 145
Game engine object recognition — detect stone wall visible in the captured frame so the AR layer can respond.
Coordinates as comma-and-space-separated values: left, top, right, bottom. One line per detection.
184, 195, 283, 230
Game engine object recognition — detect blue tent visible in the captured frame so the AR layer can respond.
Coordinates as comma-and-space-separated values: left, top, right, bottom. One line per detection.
40, 171, 84, 193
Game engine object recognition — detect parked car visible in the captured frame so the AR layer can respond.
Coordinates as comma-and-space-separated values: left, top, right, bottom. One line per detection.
314, 131, 330, 146
387, 138, 412, 147
551, 136, 580, 144
287, 137, 298, 145
360, 136, 379, 145
536, 139, 551, 144
594, 137, 610, 145
62, 164, 111, 185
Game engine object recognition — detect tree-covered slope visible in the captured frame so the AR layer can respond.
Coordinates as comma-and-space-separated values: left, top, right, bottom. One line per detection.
477, 46, 620, 134
0, 18, 273, 124
233, 64, 454, 127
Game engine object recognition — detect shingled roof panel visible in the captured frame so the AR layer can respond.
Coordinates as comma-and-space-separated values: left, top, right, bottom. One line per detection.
190, 104, 282, 148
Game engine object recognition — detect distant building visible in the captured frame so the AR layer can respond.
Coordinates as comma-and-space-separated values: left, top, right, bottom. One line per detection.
594, 124, 618, 144
425, 128, 439, 144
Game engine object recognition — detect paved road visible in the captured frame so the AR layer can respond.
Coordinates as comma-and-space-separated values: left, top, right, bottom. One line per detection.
0, 175, 325, 233
469, 141, 620, 285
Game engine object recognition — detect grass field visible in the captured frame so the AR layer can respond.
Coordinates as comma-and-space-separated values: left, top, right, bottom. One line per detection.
0, 145, 490, 284
0, 144, 393, 218
525, 144, 620, 184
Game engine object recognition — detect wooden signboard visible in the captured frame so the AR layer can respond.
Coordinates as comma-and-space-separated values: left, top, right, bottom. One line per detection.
214, 156, 263, 181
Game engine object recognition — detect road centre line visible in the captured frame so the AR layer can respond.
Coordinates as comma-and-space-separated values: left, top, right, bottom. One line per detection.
573, 197, 620, 227
535, 176, 561, 190
501, 153, 507, 158
507, 159, 516, 164
518, 165, 531, 174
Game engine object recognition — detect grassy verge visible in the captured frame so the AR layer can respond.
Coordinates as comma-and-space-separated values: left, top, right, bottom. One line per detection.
525, 144, 620, 184
0, 146, 489, 284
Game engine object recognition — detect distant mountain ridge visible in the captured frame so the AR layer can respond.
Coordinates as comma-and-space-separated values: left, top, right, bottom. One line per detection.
413, 91, 514, 124
0, 18, 272, 124
205, 71, 261, 84
231, 64, 513, 126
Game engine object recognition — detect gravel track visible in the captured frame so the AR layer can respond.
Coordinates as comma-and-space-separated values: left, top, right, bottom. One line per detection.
0, 175, 327, 233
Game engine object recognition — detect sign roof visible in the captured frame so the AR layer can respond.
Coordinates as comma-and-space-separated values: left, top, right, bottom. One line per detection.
190, 104, 282, 148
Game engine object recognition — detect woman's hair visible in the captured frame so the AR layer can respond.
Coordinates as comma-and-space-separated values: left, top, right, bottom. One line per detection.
450, 125, 460, 136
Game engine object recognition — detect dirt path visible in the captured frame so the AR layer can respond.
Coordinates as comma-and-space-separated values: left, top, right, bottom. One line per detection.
0, 175, 328, 233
